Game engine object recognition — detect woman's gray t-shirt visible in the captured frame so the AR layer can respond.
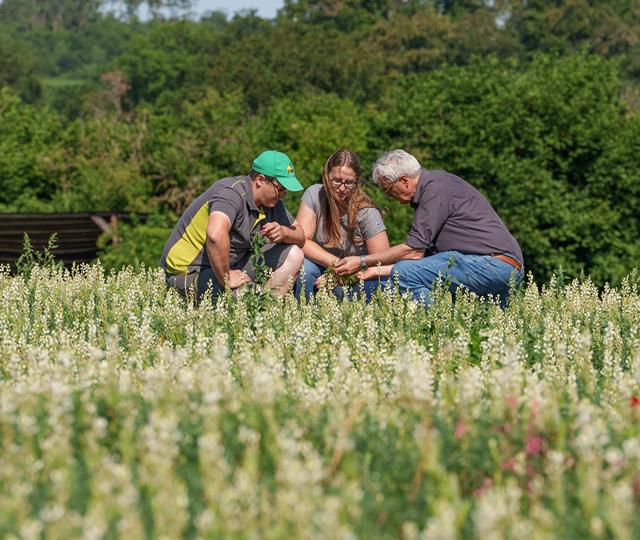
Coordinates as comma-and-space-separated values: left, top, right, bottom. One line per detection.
301, 184, 386, 257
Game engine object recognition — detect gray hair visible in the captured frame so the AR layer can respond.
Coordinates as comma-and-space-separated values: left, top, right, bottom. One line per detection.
372, 150, 421, 185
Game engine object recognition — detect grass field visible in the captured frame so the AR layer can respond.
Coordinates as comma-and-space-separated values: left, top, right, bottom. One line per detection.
0, 265, 639, 539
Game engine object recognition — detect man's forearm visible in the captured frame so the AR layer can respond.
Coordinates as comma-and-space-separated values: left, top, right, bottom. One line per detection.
206, 235, 231, 286
364, 264, 393, 278
364, 243, 423, 266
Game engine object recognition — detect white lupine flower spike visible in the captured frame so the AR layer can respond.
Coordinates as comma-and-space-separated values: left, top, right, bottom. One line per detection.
0, 265, 638, 537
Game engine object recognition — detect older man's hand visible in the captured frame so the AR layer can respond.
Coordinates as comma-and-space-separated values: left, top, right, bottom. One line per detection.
334, 256, 360, 276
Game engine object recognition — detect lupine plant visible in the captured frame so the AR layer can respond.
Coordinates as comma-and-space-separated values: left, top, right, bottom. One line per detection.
0, 264, 639, 539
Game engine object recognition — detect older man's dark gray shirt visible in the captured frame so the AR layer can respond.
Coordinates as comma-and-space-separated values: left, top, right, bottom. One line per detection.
405, 169, 523, 266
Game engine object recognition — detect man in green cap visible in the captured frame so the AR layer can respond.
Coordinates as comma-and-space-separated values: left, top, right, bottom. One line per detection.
161, 150, 305, 300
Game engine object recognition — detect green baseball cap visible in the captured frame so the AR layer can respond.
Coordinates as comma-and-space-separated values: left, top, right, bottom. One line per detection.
252, 150, 304, 192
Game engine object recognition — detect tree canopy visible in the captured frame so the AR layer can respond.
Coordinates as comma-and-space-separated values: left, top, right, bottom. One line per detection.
0, 0, 638, 283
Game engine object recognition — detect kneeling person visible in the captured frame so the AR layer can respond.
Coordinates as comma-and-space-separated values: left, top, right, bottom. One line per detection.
335, 150, 524, 306
161, 150, 305, 300
294, 148, 390, 301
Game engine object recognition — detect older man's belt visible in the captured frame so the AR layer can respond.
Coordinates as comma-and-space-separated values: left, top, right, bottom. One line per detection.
493, 254, 522, 271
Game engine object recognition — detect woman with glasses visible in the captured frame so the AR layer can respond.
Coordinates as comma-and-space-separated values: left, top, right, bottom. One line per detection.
294, 148, 390, 300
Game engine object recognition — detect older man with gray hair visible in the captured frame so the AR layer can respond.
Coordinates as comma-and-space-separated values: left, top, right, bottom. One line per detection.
334, 149, 523, 305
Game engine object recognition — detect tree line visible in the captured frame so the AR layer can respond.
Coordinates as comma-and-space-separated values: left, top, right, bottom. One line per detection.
0, 0, 639, 284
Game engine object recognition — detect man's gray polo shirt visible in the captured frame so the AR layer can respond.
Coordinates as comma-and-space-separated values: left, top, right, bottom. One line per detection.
406, 169, 523, 266
161, 175, 295, 274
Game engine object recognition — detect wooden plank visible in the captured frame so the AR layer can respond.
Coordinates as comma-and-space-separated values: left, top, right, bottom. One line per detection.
0, 212, 138, 268
0, 231, 103, 241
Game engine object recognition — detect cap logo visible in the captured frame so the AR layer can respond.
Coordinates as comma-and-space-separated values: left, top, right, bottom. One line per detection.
287, 165, 293, 174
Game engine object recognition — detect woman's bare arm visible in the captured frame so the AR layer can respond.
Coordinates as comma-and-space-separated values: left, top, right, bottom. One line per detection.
295, 203, 340, 267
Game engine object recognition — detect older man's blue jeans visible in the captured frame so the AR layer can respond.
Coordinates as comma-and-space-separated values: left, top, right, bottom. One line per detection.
294, 258, 388, 302
391, 251, 523, 306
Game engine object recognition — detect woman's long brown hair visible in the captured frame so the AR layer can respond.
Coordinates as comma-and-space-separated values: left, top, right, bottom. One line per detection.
322, 149, 381, 248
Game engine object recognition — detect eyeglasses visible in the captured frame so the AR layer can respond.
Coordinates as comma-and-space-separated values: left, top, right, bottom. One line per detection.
268, 178, 286, 196
329, 177, 357, 189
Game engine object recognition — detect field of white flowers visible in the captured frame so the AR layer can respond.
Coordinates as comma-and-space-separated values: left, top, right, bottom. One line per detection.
0, 264, 639, 539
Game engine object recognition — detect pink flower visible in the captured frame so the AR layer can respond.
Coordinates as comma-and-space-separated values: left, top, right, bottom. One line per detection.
501, 457, 516, 472
455, 420, 468, 439
474, 477, 493, 498
530, 400, 541, 417
499, 422, 513, 433
631, 395, 640, 408
505, 394, 518, 410
633, 477, 640, 502
526, 436, 545, 456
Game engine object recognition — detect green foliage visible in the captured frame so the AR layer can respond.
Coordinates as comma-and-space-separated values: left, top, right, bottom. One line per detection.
377, 53, 638, 283
207, 18, 387, 110
251, 92, 371, 177
1, 2, 639, 284
97, 212, 174, 272
504, 0, 640, 60
322, 264, 358, 287
584, 113, 640, 283
0, 1, 195, 32
0, 94, 156, 213
116, 19, 223, 108
247, 92, 373, 212
0, 89, 65, 210
243, 232, 275, 315
248, 230, 270, 288
15, 233, 64, 278
141, 89, 252, 214
55, 114, 151, 212
0, 0, 103, 32
0, 34, 41, 102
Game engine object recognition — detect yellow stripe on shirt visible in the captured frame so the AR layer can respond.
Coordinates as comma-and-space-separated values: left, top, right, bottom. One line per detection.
252, 209, 266, 230
165, 202, 210, 274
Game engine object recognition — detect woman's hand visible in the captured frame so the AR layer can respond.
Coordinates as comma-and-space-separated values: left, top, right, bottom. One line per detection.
333, 256, 360, 276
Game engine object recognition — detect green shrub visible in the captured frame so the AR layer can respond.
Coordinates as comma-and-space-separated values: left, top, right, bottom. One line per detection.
377, 53, 638, 284
0, 89, 65, 210
97, 212, 174, 272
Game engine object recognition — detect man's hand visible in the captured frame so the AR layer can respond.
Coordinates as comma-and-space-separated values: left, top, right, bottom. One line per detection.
227, 269, 251, 289
260, 222, 286, 243
333, 256, 360, 276
356, 267, 377, 280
